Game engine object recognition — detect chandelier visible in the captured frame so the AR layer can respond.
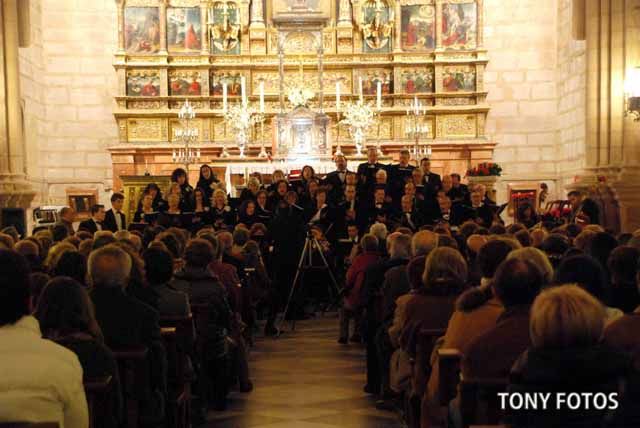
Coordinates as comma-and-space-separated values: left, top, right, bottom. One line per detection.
172, 100, 201, 168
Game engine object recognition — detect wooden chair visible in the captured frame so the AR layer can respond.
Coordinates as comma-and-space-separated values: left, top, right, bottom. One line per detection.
405, 327, 447, 428
437, 348, 463, 406
160, 324, 191, 428
83, 375, 113, 428
459, 377, 509, 428
112, 346, 149, 428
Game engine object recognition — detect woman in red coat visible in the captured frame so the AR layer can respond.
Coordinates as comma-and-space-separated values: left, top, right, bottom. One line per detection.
339, 234, 381, 344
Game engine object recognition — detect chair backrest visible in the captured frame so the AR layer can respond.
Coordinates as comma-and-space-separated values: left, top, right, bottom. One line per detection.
411, 327, 447, 398
83, 376, 113, 428
189, 303, 211, 357
112, 346, 149, 428
437, 348, 463, 405
459, 377, 509, 428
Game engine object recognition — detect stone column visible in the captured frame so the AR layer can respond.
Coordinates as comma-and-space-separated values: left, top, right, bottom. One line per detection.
0, 0, 35, 208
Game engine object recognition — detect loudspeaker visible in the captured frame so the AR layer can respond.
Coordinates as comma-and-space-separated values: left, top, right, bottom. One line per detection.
1, 208, 26, 238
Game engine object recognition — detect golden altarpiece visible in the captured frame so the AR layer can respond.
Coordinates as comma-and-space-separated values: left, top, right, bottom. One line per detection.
110, 0, 493, 199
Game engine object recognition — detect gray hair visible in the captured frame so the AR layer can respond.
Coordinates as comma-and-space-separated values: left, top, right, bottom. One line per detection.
114, 230, 131, 241
88, 244, 132, 289
507, 247, 554, 285
369, 222, 388, 241
390, 234, 412, 259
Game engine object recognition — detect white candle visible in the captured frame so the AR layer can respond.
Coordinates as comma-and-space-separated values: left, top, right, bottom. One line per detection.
241, 76, 247, 107
414, 95, 418, 112
259, 81, 265, 113
376, 81, 382, 110
359, 77, 363, 103
222, 82, 228, 113
336, 81, 341, 112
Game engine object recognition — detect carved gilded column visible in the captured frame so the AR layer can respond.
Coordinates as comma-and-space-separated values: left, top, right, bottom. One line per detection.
338, 0, 352, 25
200, 1, 210, 55
317, 42, 324, 112
159, 0, 168, 54
251, 0, 264, 25
393, 0, 401, 52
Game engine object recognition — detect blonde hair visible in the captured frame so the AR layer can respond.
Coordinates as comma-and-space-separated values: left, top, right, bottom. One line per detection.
530, 284, 605, 349
507, 247, 554, 285
213, 189, 227, 205
44, 242, 76, 270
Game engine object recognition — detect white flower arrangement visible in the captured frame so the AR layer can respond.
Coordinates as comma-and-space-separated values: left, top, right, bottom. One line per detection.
287, 86, 315, 108
224, 103, 258, 131
340, 101, 375, 130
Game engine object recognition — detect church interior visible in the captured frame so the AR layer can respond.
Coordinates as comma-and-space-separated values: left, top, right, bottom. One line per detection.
1, 0, 640, 427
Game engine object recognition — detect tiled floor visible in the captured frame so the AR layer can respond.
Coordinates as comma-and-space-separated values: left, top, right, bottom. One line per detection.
207, 314, 404, 428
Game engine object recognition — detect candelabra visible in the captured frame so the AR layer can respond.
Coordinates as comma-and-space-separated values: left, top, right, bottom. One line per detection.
255, 113, 269, 158
405, 96, 432, 164
224, 102, 258, 158
173, 100, 201, 169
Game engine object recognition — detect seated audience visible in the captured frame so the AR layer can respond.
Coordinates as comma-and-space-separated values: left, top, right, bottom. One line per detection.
508, 285, 632, 427
35, 276, 122, 428
89, 244, 167, 419
0, 249, 88, 427
142, 247, 190, 317
607, 246, 640, 313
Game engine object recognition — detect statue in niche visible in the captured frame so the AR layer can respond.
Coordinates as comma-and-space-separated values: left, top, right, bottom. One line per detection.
361, 0, 393, 52
208, 2, 241, 53
338, 0, 352, 24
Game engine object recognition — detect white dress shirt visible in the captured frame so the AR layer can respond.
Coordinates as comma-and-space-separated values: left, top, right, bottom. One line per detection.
114, 211, 123, 231
0, 316, 88, 428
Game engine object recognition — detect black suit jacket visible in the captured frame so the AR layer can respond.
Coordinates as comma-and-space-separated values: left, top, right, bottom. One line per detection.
394, 210, 425, 232
78, 218, 102, 234
422, 172, 442, 197
324, 170, 350, 205
103, 209, 126, 232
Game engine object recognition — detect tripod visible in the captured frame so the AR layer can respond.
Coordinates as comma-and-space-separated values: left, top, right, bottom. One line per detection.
277, 229, 342, 332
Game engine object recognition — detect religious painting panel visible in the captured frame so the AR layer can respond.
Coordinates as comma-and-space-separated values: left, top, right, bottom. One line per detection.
398, 67, 434, 94
357, 69, 393, 95
362, 0, 393, 53
442, 65, 475, 92
401, 4, 435, 51
441, 1, 477, 50
169, 70, 204, 96
124, 7, 161, 54
210, 70, 248, 96
127, 70, 161, 97
167, 7, 202, 53
209, 2, 241, 55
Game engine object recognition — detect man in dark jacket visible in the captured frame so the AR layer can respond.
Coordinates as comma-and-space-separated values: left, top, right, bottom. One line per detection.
356, 147, 387, 208
324, 154, 351, 206
568, 190, 600, 225
78, 204, 105, 235
387, 149, 415, 208
88, 244, 167, 421
103, 192, 127, 232
419, 157, 442, 199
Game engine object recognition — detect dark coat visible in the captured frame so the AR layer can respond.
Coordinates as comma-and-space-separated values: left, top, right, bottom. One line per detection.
393, 210, 426, 232
356, 162, 386, 203
507, 346, 632, 428
78, 218, 102, 234
388, 163, 416, 205
58, 334, 123, 428
462, 305, 531, 379
324, 170, 351, 205
422, 172, 442, 198
103, 209, 126, 232
210, 205, 237, 230
90, 286, 166, 415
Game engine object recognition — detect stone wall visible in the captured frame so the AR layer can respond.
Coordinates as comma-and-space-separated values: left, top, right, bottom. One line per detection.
556, 0, 586, 187
483, 0, 563, 205
18, 0, 119, 207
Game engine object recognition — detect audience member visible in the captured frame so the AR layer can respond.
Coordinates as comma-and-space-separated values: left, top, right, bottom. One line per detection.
0, 249, 88, 427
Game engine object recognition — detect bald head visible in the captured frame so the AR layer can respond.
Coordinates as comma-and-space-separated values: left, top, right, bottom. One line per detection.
467, 234, 489, 256
412, 230, 438, 257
